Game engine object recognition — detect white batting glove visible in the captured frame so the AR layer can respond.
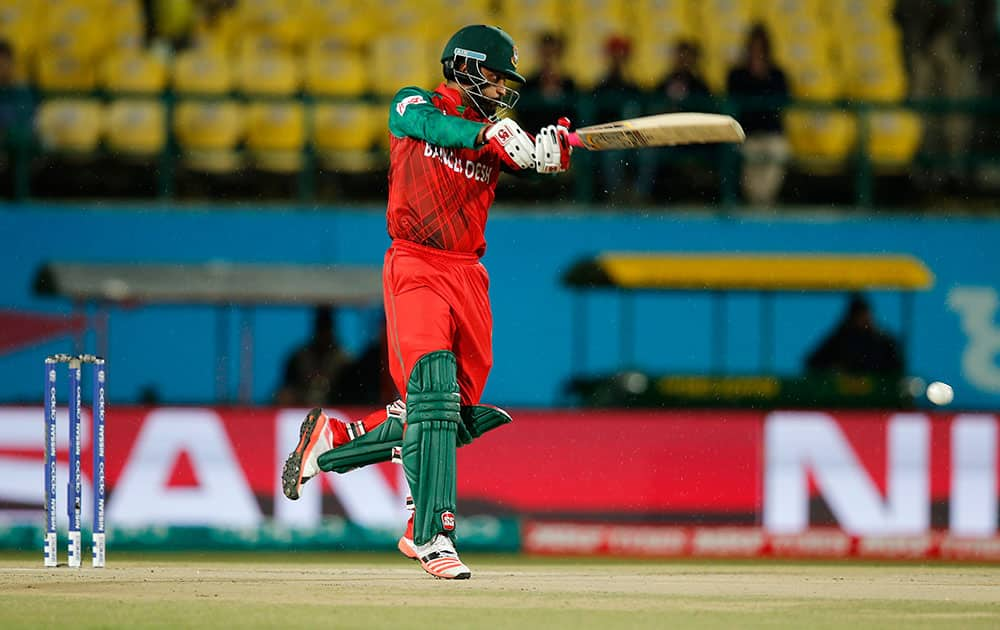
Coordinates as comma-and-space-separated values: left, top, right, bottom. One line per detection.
485, 118, 535, 170
534, 120, 573, 174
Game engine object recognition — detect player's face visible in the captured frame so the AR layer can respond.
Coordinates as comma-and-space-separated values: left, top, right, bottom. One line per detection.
479, 67, 507, 101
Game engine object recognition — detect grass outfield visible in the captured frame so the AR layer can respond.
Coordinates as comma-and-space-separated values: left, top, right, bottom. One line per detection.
1, 552, 998, 629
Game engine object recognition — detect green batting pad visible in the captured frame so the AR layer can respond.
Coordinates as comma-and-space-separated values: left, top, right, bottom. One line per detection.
403, 351, 461, 546
316, 415, 403, 474
317, 403, 513, 474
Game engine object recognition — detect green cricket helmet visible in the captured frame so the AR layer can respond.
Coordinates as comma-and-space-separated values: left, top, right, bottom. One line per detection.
441, 25, 523, 121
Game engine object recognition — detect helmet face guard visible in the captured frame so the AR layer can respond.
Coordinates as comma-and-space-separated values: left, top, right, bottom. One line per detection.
450, 51, 521, 123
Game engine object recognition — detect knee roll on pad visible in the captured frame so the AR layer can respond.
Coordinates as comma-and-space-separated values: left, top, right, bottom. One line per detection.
403, 351, 461, 545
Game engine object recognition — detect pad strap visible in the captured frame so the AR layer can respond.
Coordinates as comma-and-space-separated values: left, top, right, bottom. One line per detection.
317, 414, 403, 474
461, 405, 512, 439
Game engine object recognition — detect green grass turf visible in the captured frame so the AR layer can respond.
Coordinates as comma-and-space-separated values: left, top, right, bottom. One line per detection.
1, 552, 998, 629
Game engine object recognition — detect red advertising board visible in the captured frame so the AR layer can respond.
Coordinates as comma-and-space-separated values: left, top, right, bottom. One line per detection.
1, 406, 998, 554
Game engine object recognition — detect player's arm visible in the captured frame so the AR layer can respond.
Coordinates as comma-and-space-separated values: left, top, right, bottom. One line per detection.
389, 87, 485, 149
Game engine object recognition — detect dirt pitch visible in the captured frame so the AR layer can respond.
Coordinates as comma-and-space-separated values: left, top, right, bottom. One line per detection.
1, 552, 999, 629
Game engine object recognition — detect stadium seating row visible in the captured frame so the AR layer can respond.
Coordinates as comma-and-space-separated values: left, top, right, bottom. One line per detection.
35, 97, 921, 174
36, 98, 389, 173
2, 0, 908, 100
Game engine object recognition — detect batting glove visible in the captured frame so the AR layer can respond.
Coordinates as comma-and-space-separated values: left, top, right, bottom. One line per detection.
534, 119, 572, 174
485, 118, 535, 171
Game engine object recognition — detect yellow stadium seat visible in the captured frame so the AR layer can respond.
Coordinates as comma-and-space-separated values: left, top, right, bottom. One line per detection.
785, 109, 857, 171
836, 32, 903, 75
313, 103, 380, 152
370, 36, 436, 97
174, 100, 244, 172
769, 17, 833, 70
173, 49, 233, 94
105, 99, 167, 156
786, 63, 841, 100
376, 0, 444, 34
39, 4, 105, 59
245, 101, 306, 172
564, 0, 629, 27
237, 51, 301, 96
303, 0, 374, 48
865, 110, 922, 168
831, 0, 895, 25
237, 0, 303, 50
699, 0, 756, 33
304, 48, 366, 97
760, 0, 822, 26
36, 99, 103, 153
845, 63, 906, 103
499, 0, 563, 43
432, 0, 496, 43
36, 54, 96, 91
101, 51, 168, 94
189, 4, 239, 53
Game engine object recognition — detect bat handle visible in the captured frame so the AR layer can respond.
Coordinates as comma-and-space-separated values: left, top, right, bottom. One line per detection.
566, 132, 583, 148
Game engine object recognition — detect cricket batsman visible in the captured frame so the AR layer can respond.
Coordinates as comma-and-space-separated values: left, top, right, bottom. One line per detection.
280, 25, 571, 579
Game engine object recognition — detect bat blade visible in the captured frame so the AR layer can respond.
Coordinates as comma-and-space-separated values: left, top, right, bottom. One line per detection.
566, 113, 745, 151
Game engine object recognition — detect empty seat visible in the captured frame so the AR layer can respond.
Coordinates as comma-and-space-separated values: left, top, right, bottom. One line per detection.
312, 103, 381, 171
36, 99, 103, 153
101, 51, 168, 94
237, 0, 303, 51
845, 63, 906, 103
174, 100, 244, 172
38, 3, 105, 59
785, 109, 857, 170
786, 63, 841, 100
303, 0, 374, 48
237, 51, 300, 96
865, 110, 922, 168
304, 47, 367, 97
245, 101, 306, 172
173, 49, 233, 94
36, 54, 97, 91
370, 36, 435, 97
105, 99, 166, 156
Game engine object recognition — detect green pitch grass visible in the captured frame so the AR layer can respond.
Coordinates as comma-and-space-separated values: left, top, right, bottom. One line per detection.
1, 552, 998, 629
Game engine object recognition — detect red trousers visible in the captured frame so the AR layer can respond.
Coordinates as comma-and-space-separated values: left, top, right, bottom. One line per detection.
383, 239, 493, 405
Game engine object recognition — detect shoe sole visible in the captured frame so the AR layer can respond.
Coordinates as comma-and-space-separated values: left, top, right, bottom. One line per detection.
281, 407, 323, 501
422, 566, 472, 580
397, 536, 418, 560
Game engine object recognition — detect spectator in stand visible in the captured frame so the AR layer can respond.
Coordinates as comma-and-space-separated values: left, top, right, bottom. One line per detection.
637, 40, 714, 200
805, 293, 904, 376
726, 24, 790, 206
518, 32, 577, 137
656, 40, 711, 110
592, 35, 644, 201
276, 306, 354, 406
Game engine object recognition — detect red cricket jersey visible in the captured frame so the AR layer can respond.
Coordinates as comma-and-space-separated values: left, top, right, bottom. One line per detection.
386, 83, 511, 257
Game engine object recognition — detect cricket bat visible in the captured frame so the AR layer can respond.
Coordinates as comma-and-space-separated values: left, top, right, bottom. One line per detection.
563, 113, 745, 151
